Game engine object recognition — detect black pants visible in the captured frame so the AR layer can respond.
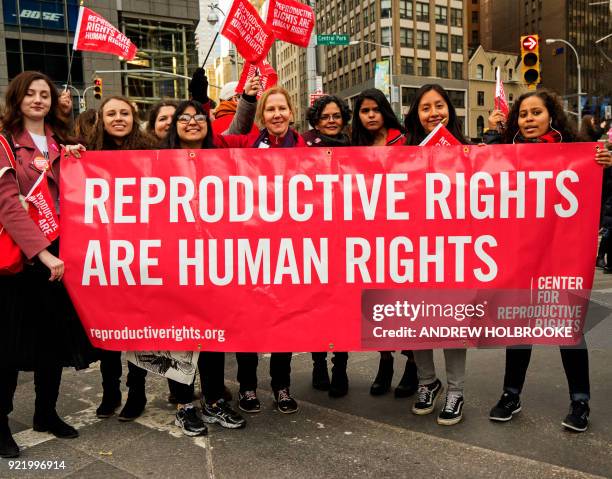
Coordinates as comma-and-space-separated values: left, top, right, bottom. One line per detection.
168, 352, 225, 404
311, 352, 348, 365
503, 345, 590, 401
0, 365, 63, 418
236, 353, 292, 392
98, 350, 147, 393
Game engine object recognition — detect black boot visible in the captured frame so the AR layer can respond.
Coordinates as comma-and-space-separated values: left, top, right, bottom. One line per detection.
0, 418, 19, 458
32, 410, 78, 438
394, 358, 418, 398
312, 355, 330, 391
96, 388, 122, 418
329, 354, 348, 398
118, 387, 147, 422
370, 355, 393, 396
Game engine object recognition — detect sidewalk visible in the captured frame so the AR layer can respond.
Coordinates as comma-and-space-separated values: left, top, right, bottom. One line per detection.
2, 271, 611, 478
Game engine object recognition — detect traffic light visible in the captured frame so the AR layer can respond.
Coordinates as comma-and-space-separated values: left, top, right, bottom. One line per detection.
520, 35, 541, 89
93, 78, 103, 100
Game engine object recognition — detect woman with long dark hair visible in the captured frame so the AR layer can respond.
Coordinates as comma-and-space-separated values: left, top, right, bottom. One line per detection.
160, 99, 246, 434
146, 100, 178, 141
351, 88, 405, 146
486, 89, 612, 432
404, 83, 469, 145
403, 84, 470, 426
0, 71, 94, 458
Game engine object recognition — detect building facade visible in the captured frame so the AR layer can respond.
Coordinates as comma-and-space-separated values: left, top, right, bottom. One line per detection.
482, 0, 612, 118
315, 0, 470, 131
0, 0, 200, 114
467, 45, 525, 139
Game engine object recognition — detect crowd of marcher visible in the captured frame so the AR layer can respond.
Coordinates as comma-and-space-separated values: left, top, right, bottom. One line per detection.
1, 65, 611, 459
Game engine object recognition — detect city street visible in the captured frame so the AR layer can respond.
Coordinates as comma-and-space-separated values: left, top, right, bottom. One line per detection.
1, 271, 611, 479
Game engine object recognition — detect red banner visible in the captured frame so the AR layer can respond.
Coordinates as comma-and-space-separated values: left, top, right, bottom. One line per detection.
221, 0, 275, 64
73, 6, 137, 60
60, 144, 601, 352
235, 59, 278, 99
25, 172, 59, 242
266, 0, 315, 48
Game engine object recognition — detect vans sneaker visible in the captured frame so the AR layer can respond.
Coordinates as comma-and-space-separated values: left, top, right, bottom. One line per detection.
411, 379, 443, 415
437, 391, 464, 425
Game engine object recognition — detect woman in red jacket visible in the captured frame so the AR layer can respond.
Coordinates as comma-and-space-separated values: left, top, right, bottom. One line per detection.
0, 71, 94, 458
351, 88, 405, 146
217, 86, 303, 415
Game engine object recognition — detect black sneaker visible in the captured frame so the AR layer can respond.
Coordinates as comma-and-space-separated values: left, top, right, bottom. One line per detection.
32, 412, 79, 439
562, 400, 590, 432
437, 391, 464, 425
201, 399, 246, 429
489, 392, 521, 422
411, 379, 443, 415
0, 421, 19, 458
174, 404, 208, 436
274, 388, 299, 414
238, 390, 261, 413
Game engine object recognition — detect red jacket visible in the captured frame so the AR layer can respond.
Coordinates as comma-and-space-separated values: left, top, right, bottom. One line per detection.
215, 128, 307, 148
386, 128, 406, 146
0, 126, 61, 259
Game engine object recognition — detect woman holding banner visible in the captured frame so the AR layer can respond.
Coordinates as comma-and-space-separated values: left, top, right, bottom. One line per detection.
0, 71, 95, 458
403, 84, 470, 426
485, 89, 612, 432
303, 95, 351, 396
349, 89, 418, 399
216, 86, 304, 414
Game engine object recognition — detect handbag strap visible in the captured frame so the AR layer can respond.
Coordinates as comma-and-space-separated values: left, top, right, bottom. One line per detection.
0, 133, 16, 170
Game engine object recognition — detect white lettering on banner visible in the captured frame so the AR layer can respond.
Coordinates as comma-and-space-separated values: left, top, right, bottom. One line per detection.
345, 235, 497, 284
82, 172, 580, 225
177, 238, 328, 286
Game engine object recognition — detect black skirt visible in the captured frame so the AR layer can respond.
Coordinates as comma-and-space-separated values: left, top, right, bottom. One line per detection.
0, 242, 97, 371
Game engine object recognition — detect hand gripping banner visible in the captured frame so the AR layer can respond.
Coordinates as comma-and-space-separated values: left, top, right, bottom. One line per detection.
60, 144, 601, 352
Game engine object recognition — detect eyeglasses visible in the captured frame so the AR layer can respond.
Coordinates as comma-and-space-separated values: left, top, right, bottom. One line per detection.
177, 113, 207, 124
319, 113, 342, 122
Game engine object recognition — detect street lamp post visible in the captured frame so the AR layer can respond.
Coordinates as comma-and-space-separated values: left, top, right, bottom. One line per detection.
350, 39, 396, 115
546, 38, 582, 120
205, 2, 239, 81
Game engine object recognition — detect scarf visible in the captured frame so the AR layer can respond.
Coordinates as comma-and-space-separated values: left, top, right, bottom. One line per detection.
302, 129, 351, 147
252, 128, 298, 148
514, 129, 562, 144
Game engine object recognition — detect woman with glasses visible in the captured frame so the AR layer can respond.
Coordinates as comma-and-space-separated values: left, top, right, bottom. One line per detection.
302, 95, 351, 397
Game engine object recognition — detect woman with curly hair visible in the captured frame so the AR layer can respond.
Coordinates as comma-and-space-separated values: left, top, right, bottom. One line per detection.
303, 95, 351, 147
485, 89, 612, 432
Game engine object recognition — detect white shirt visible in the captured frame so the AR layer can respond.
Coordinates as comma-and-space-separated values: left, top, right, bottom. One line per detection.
29, 131, 48, 156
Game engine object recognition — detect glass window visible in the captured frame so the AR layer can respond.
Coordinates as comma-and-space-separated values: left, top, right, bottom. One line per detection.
400, 28, 413, 48
436, 60, 449, 78
417, 30, 430, 49
452, 61, 463, 79
451, 8, 463, 27
447, 90, 465, 108
400, 0, 413, 19
477, 91, 485, 106
477, 116, 485, 137
416, 2, 429, 22
436, 33, 448, 52
418, 58, 430, 76
381, 27, 391, 45
401, 57, 414, 75
476, 64, 484, 79
381, 0, 392, 18
451, 35, 463, 54
435, 6, 447, 25
402, 86, 419, 108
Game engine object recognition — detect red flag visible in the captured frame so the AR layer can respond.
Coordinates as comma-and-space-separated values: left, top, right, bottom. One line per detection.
220, 0, 275, 64
266, 0, 315, 48
495, 67, 510, 116
73, 6, 138, 60
419, 122, 461, 146
25, 172, 60, 242
235, 59, 278, 99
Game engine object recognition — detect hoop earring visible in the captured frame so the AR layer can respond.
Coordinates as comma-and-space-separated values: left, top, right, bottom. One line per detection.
512, 130, 520, 144
549, 119, 564, 143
